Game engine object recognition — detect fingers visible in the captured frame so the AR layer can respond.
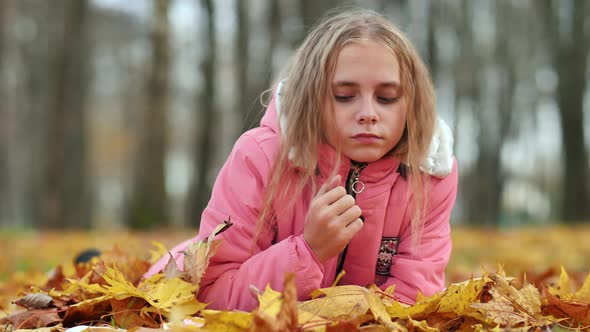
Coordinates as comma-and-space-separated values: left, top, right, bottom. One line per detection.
316, 174, 342, 198
337, 204, 362, 223
343, 218, 363, 237
319, 186, 347, 206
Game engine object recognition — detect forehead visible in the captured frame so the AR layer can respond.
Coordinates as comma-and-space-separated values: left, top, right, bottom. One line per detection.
332, 39, 400, 86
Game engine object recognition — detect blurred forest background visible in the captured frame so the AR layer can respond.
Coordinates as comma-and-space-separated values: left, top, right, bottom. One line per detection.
0, 0, 589, 231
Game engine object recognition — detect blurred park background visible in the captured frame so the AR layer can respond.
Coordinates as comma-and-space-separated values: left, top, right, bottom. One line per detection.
0, 0, 589, 280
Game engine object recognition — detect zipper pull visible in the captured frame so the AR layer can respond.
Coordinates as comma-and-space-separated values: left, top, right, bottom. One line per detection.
348, 162, 367, 195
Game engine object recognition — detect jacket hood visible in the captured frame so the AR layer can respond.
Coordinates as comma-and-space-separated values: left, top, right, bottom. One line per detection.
260, 81, 454, 178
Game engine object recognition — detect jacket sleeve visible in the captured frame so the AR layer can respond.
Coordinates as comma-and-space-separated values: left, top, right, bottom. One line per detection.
147, 132, 325, 311
381, 159, 458, 304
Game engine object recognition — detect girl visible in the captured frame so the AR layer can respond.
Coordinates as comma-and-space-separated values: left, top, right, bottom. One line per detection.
145, 9, 458, 311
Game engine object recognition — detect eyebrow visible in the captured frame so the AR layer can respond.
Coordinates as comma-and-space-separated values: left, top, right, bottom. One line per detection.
332, 81, 401, 88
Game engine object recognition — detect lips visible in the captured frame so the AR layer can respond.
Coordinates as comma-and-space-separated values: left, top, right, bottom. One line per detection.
352, 133, 382, 143
352, 133, 381, 139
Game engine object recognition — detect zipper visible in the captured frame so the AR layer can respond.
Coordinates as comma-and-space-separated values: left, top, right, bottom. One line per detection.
334, 161, 367, 280
347, 161, 367, 196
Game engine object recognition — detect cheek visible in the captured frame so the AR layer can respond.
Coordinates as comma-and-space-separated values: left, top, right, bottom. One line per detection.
388, 109, 407, 140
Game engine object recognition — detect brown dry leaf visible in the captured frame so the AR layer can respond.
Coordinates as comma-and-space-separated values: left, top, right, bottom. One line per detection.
277, 273, 297, 331
62, 300, 111, 327
250, 312, 279, 332
110, 297, 159, 329
183, 222, 232, 286
542, 288, 590, 327
471, 274, 553, 328
13, 293, 54, 310
181, 240, 219, 285
44, 265, 67, 292
162, 253, 184, 279
0, 309, 61, 329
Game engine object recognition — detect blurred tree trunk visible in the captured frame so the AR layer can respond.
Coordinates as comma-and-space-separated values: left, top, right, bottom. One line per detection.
236, 0, 253, 131
0, 0, 8, 223
16, 1, 51, 228
540, 0, 590, 222
238, 0, 281, 133
127, 0, 171, 229
480, 1, 522, 226
425, 0, 438, 81
454, 1, 508, 225
43, 0, 92, 229
454, 0, 482, 225
185, 0, 216, 227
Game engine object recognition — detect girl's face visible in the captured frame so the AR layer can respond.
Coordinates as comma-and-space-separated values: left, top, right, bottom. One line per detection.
323, 39, 407, 163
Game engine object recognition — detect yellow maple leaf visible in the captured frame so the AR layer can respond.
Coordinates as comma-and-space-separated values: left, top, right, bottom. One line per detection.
138, 274, 200, 311
257, 284, 282, 317
384, 275, 493, 322
548, 266, 590, 303
437, 275, 492, 320
200, 309, 253, 332
148, 241, 170, 264
300, 285, 370, 320
405, 316, 438, 332
72, 266, 204, 317
365, 292, 399, 331
574, 271, 590, 301
548, 266, 573, 298
256, 283, 330, 331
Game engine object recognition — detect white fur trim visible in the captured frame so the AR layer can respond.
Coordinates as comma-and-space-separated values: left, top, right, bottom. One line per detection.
419, 118, 454, 178
276, 80, 287, 136
274, 80, 454, 178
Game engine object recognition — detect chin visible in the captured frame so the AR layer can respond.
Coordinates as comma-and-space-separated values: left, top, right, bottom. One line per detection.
346, 152, 385, 163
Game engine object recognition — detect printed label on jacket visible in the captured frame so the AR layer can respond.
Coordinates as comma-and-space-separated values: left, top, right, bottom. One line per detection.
376, 237, 400, 276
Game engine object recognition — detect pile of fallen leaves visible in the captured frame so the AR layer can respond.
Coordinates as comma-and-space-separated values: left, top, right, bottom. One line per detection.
1, 224, 589, 331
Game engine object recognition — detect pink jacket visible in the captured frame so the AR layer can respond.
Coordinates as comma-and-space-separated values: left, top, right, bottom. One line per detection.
144, 89, 458, 311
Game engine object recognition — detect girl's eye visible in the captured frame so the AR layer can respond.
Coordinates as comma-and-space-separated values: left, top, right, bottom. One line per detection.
334, 95, 353, 102
378, 96, 399, 104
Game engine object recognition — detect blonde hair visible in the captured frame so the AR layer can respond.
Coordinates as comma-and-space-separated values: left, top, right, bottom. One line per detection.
255, 9, 436, 250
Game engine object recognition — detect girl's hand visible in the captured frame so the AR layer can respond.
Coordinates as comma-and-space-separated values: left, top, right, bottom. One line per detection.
303, 174, 363, 263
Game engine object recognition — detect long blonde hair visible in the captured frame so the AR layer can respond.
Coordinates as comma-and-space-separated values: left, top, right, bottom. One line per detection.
256, 9, 436, 250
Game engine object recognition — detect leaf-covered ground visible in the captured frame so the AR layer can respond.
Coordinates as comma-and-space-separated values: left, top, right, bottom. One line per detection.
1, 225, 589, 331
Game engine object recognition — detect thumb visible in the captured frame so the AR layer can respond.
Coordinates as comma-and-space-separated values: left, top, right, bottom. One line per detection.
316, 174, 341, 197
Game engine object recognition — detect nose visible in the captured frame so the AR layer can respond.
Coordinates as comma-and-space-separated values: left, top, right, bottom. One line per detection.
356, 98, 379, 124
